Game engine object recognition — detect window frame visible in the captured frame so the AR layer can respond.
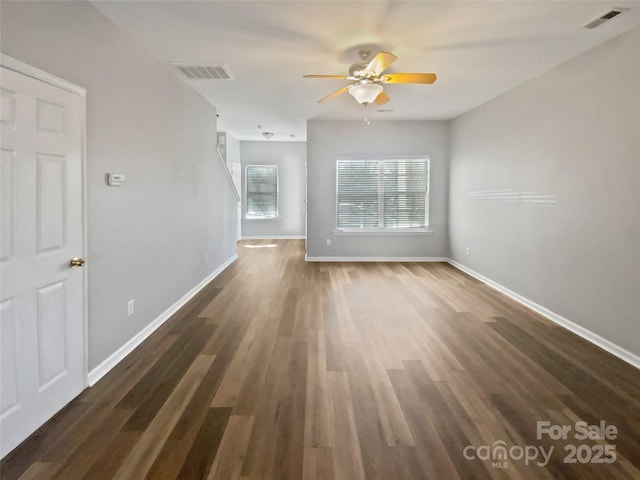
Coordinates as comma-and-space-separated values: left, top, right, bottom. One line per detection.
244, 164, 279, 219
335, 156, 431, 233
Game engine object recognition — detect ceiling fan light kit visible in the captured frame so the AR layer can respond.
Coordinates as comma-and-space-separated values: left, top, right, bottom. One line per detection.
348, 81, 384, 105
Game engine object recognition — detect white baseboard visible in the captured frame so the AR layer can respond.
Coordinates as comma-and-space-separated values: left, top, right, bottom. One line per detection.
447, 259, 640, 370
87, 253, 238, 386
241, 236, 305, 240
305, 256, 448, 262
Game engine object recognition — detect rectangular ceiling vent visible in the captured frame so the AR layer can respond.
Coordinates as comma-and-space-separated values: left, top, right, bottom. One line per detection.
582, 9, 624, 29
171, 63, 233, 80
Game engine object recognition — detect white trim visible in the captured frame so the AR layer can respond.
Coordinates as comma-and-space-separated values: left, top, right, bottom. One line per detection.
447, 259, 640, 370
1, 54, 86, 95
305, 256, 448, 262
79, 75, 89, 388
333, 229, 433, 235
1, 55, 90, 387
242, 235, 305, 240
88, 253, 238, 386
216, 145, 240, 201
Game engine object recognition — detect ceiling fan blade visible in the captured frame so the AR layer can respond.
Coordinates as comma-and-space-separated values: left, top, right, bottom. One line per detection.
318, 86, 349, 103
303, 75, 347, 79
380, 73, 437, 84
375, 91, 390, 105
362, 51, 398, 77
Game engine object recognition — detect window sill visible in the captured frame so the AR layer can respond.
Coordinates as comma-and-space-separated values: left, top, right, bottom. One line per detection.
244, 216, 279, 220
333, 229, 433, 236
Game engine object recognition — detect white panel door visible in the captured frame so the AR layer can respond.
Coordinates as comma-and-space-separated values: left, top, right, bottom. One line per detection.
0, 65, 86, 458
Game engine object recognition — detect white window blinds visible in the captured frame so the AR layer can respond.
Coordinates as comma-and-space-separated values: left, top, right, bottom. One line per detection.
336, 158, 429, 230
245, 165, 278, 218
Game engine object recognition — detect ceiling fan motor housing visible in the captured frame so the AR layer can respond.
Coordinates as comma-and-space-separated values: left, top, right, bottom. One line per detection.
349, 49, 374, 77
349, 61, 370, 78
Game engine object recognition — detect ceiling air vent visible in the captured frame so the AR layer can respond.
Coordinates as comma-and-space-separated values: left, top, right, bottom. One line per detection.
582, 9, 624, 29
171, 63, 233, 80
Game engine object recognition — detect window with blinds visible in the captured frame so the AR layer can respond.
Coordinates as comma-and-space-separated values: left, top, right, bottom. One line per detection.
336, 158, 429, 230
245, 165, 278, 218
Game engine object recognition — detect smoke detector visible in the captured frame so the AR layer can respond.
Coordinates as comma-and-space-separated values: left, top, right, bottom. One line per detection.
262, 132, 274, 140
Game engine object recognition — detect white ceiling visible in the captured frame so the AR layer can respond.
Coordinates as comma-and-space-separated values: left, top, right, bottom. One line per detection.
92, 1, 640, 142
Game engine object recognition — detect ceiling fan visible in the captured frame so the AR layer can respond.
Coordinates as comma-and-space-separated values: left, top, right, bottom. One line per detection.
303, 50, 437, 106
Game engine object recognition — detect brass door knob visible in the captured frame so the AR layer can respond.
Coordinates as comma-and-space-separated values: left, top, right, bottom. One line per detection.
69, 257, 86, 268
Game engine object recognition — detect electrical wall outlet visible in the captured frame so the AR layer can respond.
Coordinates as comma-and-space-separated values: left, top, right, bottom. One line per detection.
204, 253, 208, 263
326, 238, 331, 246
127, 299, 134, 316
466, 247, 471, 256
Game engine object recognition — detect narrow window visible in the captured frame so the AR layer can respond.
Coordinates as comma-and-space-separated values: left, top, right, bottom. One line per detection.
245, 165, 278, 218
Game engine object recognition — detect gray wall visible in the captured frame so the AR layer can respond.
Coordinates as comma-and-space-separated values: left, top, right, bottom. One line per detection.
306, 120, 449, 259
449, 28, 640, 356
1, 1, 238, 369
241, 141, 306, 238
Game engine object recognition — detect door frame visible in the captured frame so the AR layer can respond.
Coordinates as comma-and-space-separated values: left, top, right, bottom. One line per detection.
1, 54, 89, 387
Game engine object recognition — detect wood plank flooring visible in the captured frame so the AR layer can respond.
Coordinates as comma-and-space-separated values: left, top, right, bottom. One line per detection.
2, 239, 639, 479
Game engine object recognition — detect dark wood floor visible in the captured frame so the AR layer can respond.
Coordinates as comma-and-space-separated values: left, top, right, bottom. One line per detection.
2, 239, 639, 479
